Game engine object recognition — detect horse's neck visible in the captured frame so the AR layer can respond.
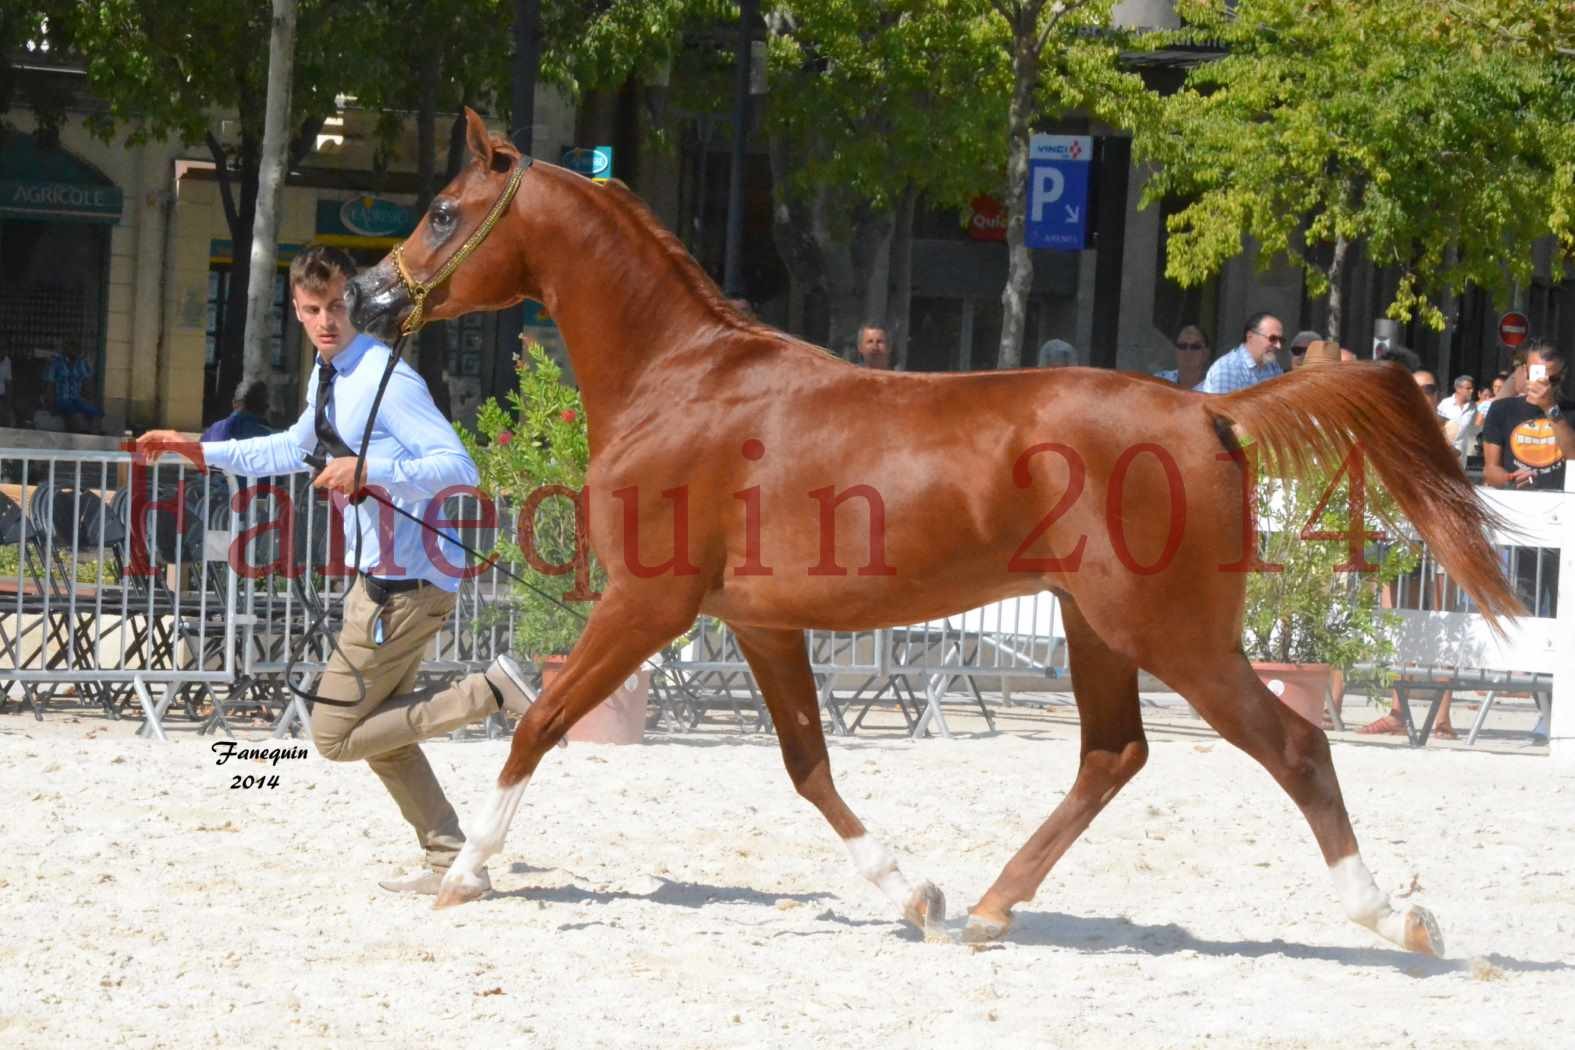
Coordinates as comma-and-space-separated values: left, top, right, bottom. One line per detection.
531, 175, 722, 429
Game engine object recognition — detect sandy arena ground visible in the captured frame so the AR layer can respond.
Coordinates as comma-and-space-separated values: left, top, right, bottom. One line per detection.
1, 699, 1570, 1050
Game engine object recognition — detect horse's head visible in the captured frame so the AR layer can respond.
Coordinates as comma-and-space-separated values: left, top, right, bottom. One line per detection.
348, 107, 533, 343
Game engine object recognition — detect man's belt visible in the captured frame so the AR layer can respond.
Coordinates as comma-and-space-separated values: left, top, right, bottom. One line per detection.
361, 574, 428, 604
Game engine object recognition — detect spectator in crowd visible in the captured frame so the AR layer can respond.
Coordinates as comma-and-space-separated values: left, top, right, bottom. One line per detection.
1412, 370, 1440, 407
1037, 338, 1076, 369
1288, 330, 1321, 369
1376, 343, 1422, 373
1491, 372, 1509, 398
1197, 311, 1284, 393
1436, 375, 1476, 425
201, 381, 274, 442
1481, 341, 1575, 491
856, 323, 892, 370
1300, 339, 1342, 368
1155, 325, 1208, 387
45, 342, 103, 433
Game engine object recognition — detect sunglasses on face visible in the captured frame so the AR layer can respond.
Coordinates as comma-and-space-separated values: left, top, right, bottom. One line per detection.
1420, 384, 1437, 394
1175, 342, 1206, 351
1251, 330, 1283, 345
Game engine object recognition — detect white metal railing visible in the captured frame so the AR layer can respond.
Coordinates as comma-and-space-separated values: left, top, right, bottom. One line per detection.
0, 448, 237, 740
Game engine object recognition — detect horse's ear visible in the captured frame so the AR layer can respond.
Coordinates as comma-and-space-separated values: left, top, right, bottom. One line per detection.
464, 107, 494, 169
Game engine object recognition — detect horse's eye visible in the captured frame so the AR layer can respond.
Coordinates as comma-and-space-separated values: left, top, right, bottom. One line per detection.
430, 199, 457, 231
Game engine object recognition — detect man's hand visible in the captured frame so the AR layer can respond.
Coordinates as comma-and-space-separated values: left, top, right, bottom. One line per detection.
132, 429, 205, 470
1524, 375, 1557, 409
312, 456, 367, 497
1509, 467, 1537, 488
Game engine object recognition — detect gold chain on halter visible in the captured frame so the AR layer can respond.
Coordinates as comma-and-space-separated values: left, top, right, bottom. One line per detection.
392, 158, 529, 336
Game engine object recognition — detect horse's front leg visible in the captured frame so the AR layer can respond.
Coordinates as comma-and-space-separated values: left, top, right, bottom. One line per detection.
731, 624, 947, 938
434, 591, 695, 909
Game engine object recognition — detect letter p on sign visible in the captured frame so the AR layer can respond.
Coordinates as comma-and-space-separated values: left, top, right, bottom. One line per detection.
1031, 167, 1065, 222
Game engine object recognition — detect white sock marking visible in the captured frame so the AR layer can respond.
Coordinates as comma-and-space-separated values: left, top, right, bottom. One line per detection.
447, 778, 529, 884
1330, 854, 1408, 944
844, 834, 914, 912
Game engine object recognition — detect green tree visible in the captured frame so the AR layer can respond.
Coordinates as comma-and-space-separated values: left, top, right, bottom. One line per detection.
760, 0, 1006, 360
972, 0, 1146, 368
64, 0, 352, 418
1135, 0, 1569, 339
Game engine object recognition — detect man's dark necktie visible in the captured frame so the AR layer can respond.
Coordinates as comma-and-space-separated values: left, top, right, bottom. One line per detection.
313, 361, 354, 459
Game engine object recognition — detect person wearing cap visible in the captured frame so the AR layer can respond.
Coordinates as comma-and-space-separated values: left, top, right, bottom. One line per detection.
1299, 339, 1342, 368
1288, 330, 1321, 369
1155, 324, 1208, 387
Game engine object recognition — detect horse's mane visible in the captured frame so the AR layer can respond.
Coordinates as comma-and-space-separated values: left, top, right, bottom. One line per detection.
588, 174, 776, 340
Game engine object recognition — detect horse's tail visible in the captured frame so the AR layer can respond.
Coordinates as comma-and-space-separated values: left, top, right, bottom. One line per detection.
1201, 361, 1524, 631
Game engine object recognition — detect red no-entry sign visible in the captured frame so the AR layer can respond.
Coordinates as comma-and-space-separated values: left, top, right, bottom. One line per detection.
1498, 311, 1531, 348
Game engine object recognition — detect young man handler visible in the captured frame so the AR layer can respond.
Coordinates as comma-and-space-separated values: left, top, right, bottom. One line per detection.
138, 245, 533, 897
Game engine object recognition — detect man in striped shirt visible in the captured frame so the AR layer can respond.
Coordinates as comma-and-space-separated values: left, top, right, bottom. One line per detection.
1196, 312, 1285, 394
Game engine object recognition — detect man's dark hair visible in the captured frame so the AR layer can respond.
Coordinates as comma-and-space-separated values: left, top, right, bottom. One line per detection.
1378, 344, 1422, 373
239, 381, 270, 415
288, 244, 358, 296
1526, 339, 1562, 367
857, 322, 888, 342
1242, 311, 1276, 341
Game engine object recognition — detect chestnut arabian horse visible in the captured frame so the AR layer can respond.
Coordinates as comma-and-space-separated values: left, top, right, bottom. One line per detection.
347, 110, 1520, 953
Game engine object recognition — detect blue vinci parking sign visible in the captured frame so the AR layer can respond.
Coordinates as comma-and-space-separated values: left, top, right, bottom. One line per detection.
1025, 134, 1092, 251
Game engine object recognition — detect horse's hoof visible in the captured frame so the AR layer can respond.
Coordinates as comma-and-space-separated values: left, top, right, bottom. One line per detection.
961, 912, 1011, 944
903, 880, 946, 932
1401, 906, 1444, 957
433, 872, 491, 910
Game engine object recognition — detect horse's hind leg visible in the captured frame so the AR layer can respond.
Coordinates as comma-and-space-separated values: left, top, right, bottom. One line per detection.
963, 596, 1148, 943
731, 624, 946, 935
1164, 653, 1443, 956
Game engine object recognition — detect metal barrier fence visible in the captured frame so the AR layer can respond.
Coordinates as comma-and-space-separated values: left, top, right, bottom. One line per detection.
222, 477, 520, 738
652, 593, 1071, 739
1, 448, 236, 740
3, 444, 1565, 758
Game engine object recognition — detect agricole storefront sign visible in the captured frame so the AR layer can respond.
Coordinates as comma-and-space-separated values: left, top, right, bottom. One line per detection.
0, 179, 123, 221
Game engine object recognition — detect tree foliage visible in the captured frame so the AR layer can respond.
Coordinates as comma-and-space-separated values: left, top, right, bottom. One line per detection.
1137, 0, 1571, 333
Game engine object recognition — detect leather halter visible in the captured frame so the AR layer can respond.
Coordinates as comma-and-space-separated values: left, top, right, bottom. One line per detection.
391, 155, 531, 336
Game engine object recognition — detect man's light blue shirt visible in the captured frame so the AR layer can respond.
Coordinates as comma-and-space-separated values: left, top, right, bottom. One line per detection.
201, 334, 480, 592
1195, 343, 1283, 394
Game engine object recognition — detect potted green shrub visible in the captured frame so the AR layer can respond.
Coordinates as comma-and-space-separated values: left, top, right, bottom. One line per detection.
459, 342, 647, 743
1241, 462, 1419, 728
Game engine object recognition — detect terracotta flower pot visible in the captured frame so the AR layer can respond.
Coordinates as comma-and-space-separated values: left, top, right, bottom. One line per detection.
1252, 662, 1343, 728
539, 656, 649, 745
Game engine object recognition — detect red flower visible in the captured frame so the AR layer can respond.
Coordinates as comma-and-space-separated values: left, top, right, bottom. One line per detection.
560, 409, 577, 424
497, 431, 513, 446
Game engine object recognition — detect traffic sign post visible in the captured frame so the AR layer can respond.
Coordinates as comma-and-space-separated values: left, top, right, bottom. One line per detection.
1498, 311, 1531, 348
1026, 134, 1092, 252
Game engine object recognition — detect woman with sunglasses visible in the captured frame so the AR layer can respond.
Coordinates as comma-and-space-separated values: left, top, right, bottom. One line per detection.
1156, 324, 1210, 389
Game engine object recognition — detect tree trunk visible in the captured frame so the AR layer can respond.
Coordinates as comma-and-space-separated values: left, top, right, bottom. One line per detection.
216, 138, 261, 423
997, 10, 1041, 370
856, 206, 894, 338
888, 183, 917, 369
242, 0, 297, 394
1326, 232, 1349, 340
414, 44, 451, 415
